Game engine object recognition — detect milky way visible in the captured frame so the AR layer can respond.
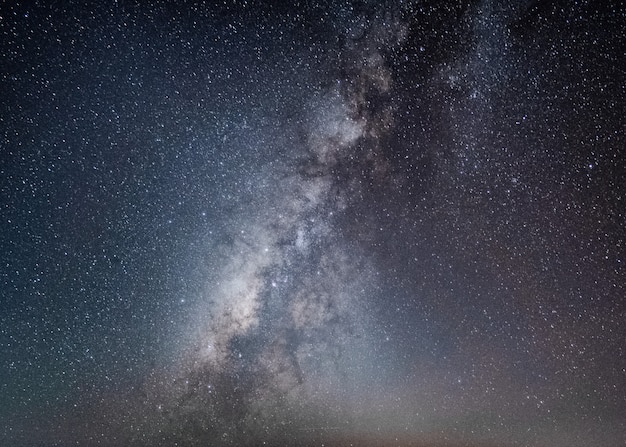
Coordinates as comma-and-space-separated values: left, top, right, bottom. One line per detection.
1, 1, 624, 446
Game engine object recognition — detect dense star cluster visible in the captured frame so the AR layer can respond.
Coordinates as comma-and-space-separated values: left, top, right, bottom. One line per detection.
1, 1, 624, 446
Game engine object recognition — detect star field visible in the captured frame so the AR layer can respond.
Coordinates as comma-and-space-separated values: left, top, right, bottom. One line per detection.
1, 1, 625, 446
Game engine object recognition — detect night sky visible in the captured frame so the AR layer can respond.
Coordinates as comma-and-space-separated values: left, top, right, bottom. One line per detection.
1, 1, 625, 446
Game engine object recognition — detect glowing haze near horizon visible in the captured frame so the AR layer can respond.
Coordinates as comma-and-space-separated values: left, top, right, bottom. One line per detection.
1, 1, 624, 446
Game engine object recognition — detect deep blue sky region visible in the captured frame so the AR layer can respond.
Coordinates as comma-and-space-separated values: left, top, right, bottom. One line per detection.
1, 1, 625, 446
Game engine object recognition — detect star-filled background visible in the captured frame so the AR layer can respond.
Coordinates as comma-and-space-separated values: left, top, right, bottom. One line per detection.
1, 1, 624, 446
